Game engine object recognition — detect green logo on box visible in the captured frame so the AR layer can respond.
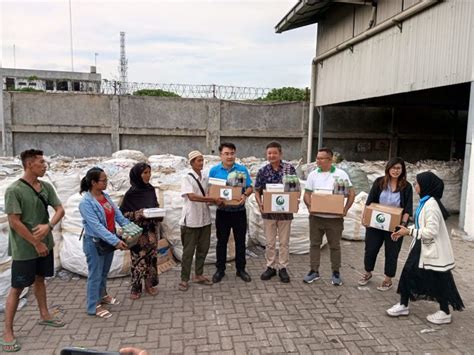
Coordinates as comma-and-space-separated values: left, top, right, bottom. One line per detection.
276, 196, 285, 206
375, 213, 385, 223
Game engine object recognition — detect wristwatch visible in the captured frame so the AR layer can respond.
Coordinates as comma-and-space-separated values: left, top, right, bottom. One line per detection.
48, 222, 54, 230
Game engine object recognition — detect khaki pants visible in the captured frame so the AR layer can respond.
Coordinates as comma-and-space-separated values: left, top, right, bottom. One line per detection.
263, 219, 291, 269
309, 215, 343, 272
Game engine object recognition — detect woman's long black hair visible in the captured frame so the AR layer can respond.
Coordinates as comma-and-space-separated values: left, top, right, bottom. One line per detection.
80, 167, 105, 194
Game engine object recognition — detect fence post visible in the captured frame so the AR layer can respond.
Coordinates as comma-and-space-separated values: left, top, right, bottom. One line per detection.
110, 95, 120, 153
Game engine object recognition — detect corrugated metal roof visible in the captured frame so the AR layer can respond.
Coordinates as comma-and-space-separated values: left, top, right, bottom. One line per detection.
314, 0, 473, 105
275, 0, 372, 33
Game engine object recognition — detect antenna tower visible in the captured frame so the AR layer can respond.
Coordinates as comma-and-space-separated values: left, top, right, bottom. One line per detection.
119, 31, 128, 94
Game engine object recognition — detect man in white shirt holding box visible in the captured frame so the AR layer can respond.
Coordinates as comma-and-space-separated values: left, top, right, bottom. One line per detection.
303, 147, 355, 286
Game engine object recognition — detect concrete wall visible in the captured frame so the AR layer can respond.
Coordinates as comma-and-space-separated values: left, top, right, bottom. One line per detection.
1, 92, 310, 160
1, 92, 466, 162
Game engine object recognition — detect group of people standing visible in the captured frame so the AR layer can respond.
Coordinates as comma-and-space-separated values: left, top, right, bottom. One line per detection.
1, 146, 465, 352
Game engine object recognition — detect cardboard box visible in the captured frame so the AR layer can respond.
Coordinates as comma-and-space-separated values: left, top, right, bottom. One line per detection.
310, 193, 345, 215
157, 238, 174, 266
208, 185, 242, 206
362, 203, 403, 232
263, 191, 300, 213
157, 258, 177, 275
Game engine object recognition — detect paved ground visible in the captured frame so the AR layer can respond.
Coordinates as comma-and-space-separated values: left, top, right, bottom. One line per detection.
2, 217, 473, 354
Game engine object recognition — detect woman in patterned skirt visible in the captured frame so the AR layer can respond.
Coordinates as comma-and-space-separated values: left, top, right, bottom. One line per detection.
121, 163, 163, 300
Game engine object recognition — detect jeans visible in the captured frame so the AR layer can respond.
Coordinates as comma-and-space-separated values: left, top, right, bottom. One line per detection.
83, 237, 114, 315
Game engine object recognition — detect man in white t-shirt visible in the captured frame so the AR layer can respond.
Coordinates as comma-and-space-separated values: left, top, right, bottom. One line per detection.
303, 147, 355, 286
178, 150, 223, 292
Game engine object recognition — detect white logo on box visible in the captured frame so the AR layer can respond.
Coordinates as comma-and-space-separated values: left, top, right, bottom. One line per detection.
271, 194, 289, 212
220, 188, 233, 200
370, 211, 392, 231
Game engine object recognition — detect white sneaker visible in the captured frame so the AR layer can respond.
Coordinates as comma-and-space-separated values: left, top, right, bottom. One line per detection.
427, 310, 452, 325
386, 303, 409, 317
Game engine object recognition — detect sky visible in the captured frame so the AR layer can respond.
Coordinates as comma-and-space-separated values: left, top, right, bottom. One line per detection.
0, 0, 317, 88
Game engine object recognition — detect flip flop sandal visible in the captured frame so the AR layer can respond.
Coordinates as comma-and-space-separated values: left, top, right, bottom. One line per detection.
38, 318, 66, 328
95, 306, 112, 319
130, 292, 141, 300
145, 287, 159, 296
193, 277, 213, 285
178, 282, 189, 292
0, 339, 21, 353
101, 296, 120, 305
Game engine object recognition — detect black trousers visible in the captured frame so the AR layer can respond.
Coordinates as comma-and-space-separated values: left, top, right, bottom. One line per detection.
215, 209, 247, 272
364, 227, 403, 278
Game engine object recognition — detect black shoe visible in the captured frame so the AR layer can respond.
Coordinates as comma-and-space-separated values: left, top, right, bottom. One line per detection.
260, 267, 277, 281
236, 270, 252, 282
279, 268, 290, 283
212, 270, 225, 283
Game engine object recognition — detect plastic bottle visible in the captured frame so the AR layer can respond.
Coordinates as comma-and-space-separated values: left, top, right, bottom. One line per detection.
343, 179, 350, 196
283, 174, 290, 192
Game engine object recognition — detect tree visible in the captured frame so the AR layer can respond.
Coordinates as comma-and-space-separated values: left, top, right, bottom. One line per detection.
259, 87, 309, 102
133, 89, 181, 98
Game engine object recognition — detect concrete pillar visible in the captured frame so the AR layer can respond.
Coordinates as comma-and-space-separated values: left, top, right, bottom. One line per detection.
206, 99, 221, 155
459, 81, 474, 238
110, 95, 120, 153
1, 91, 14, 156
0, 74, 4, 156
301, 102, 309, 162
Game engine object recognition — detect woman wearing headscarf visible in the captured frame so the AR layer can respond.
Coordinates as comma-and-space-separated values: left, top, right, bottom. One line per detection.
358, 157, 413, 291
386, 171, 464, 324
120, 163, 162, 300
79, 167, 129, 319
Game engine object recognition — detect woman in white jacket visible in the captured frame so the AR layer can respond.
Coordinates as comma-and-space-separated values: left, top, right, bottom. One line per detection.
386, 171, 464, 324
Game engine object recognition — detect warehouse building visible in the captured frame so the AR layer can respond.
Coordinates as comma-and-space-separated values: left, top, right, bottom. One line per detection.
276, 0, 473, 237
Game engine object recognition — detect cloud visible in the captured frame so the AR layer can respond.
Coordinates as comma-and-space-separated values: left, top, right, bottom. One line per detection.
1, 0, 316, 87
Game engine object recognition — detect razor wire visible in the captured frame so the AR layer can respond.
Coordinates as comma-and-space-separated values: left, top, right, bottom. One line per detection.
101, 80, 272, 100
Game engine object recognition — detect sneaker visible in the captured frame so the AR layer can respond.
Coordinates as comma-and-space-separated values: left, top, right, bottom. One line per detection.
303, 270, 320, 284
386, 303, 409, 317
331, 272, 343, 286
260, 267, 277, 281
357, 272, 372, 286
377, 280, 393, 292
427, 310, 452, 325
278, 268, 290, 283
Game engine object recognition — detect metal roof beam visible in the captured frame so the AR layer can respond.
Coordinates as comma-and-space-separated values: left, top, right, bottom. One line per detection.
331, 0, 372, 5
